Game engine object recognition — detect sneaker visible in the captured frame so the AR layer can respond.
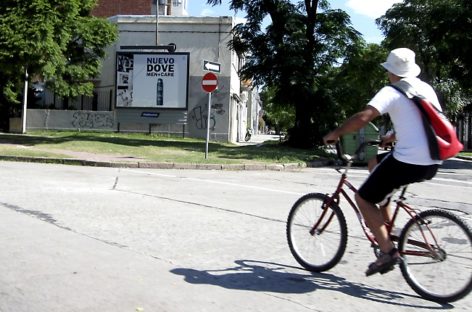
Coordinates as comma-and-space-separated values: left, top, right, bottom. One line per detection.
365, 248, 402, 277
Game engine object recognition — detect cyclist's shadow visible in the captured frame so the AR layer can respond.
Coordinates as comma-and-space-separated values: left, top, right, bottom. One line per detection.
170, 259, 452, 309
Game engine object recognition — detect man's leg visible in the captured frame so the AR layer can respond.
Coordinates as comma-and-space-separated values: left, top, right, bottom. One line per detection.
355, 193, 394, 253
381, 202, 393, 225
355, 192, 401, 276
368, 156, 392, 225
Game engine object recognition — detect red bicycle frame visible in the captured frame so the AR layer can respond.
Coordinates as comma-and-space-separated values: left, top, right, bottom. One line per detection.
310, 166, 440, 258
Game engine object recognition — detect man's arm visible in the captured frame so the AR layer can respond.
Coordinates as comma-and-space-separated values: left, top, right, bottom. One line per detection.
323, 106, 380, 144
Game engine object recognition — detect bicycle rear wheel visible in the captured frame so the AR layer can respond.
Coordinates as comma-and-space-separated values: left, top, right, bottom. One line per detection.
398, 209, 472, 303
286, 193, 347, 272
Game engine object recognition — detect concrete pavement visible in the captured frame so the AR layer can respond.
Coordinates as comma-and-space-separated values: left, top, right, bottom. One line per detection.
0, 161, 471, 311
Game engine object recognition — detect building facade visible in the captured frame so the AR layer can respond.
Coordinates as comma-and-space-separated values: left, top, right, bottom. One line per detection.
104, 14, 243, 142
92, 0, 152, 17
92, 0, 189, 18
26, 0, 261, 143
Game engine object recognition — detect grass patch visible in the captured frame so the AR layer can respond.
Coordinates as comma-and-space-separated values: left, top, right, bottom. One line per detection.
0, 130, 326, 165
0, 145, 71, 158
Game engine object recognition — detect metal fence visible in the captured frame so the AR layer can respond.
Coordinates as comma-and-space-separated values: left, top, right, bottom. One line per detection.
42, 87, 114, 112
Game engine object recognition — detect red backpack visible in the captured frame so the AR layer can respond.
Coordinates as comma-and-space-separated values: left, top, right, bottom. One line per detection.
391, 81, 463, 160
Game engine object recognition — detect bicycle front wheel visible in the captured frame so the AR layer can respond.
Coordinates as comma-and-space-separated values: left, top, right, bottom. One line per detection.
398, 209, 472, 303
286, 193, 348, 272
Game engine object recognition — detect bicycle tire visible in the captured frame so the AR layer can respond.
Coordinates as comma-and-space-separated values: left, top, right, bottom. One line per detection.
286, 193, 348, 272
398, 209, 472, 303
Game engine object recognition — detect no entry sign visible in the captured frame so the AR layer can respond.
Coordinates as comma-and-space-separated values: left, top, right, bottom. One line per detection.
202, 72, 218, 93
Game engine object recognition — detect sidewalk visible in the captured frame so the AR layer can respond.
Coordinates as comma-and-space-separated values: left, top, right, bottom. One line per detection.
235, 134, 283, 146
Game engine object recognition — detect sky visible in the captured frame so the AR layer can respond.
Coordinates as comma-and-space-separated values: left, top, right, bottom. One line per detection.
186, 0, 403, 43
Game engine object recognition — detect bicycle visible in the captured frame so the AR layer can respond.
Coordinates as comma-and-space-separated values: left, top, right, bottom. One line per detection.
286, 141, 472, 303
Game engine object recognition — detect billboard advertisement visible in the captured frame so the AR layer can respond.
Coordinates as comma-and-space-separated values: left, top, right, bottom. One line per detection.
116, 52, 189, 109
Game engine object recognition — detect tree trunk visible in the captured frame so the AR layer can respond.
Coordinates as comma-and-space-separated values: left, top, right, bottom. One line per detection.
285, 0, 319, 149
287, 89, 316, 148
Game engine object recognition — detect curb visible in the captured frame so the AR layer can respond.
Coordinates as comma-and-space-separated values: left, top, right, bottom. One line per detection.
0, 155, 330, 171
456, 155, 472, 161
2, 155, 469, 171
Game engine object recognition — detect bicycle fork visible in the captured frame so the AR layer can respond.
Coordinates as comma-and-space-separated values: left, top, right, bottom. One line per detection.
309, 195, 338, 236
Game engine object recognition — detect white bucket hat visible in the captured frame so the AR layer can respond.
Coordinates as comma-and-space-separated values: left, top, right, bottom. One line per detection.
381, 48, 421, 77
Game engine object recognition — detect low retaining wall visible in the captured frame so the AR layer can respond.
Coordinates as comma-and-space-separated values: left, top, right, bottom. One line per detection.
27, 109, 116, 131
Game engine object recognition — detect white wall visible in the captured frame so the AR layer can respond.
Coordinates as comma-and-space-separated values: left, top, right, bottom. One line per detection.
27, 110, 115, 131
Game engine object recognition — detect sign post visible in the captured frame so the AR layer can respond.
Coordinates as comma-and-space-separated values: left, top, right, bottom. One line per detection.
201, 72, 218, 159
21, 68, 28, 134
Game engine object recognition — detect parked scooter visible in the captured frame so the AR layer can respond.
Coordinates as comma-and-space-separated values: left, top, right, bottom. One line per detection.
244, 128, 253, 142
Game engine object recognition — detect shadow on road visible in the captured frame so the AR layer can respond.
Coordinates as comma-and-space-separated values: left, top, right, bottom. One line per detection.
171, 259, 453, 310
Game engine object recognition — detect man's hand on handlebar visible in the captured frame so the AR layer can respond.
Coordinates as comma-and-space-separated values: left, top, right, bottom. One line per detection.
379, 131, 396, 149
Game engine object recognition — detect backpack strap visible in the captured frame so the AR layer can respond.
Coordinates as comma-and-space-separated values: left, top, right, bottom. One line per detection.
390, 81, 443, 116
390, 81, 429, 118
390, 80, 421, 99
389, 81, 441, 160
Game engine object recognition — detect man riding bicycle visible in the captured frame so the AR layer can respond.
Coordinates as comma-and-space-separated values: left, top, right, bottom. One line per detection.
323, 48, 442, 276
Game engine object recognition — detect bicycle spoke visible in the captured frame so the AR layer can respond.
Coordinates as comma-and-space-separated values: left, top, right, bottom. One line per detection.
287, 193, 347, 272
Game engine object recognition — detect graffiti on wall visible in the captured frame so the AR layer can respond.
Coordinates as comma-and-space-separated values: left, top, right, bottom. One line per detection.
190, 83, 227, 130
189, 103, 226, 130
190, 105, 214, 130
72, 111, 114, 129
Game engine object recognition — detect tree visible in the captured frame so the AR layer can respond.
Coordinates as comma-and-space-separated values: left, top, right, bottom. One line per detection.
0, 0, 117, 129
207, 0, 363, 148
260, 86, 295, 134
377, 0, 472, 117
326, 44, 388, 118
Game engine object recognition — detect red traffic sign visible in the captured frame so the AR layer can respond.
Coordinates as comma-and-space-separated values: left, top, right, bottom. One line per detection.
202, 72, 218, 93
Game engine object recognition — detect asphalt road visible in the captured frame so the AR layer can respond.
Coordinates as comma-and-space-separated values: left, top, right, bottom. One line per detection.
0, 159, 471, 312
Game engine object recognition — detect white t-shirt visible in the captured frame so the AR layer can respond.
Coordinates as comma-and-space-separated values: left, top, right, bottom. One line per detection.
367, 77, 442, 165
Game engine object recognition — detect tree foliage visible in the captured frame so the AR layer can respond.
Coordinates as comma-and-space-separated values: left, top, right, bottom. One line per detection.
377, 0, 472, 116
207, 0, 363, 148
326, 44, 388, 118
0, 0, 117, 128
260, 86, 294, 134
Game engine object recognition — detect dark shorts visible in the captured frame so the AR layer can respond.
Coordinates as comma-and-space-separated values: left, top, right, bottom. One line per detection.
358, 152, 439, 204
